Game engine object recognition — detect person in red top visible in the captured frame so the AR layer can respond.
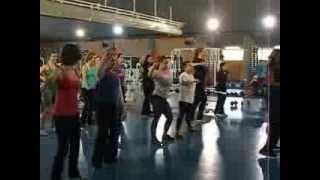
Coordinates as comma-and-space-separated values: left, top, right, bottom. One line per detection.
50, 44, 82, 180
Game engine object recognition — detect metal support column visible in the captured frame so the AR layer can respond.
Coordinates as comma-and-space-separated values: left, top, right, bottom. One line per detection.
133, 0, 136, 12
154, 0, 157, 16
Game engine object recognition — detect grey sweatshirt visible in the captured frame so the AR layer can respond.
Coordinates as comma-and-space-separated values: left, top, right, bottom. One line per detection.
149, 68, 172, 99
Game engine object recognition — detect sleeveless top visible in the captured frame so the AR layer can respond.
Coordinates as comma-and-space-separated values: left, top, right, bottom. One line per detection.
86, 66, 98, 89
44, 66, 58, 93
53, 69, 80, 117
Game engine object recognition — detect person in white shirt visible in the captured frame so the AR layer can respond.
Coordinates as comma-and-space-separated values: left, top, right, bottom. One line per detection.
175, 62, 199, 139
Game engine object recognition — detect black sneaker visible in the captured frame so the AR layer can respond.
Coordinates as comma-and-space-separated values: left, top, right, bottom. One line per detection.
259, 148, 277, 158
175, 134, 184, 140
104, 157, 118, 164
162, 135, 175, 144
152, 138, 162, 146
141, 112, 149, 116
92, 160, 102, 169
69, 175, 82, 179
188, 127, 197, 133
69, 170, 82, 179
215, 113, 227, 118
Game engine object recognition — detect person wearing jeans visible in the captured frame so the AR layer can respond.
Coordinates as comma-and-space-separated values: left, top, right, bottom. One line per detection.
50, 44, 82, 180
149, 56, 175, 145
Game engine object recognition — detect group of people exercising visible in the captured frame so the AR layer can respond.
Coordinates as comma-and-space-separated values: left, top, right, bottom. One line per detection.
40, 44, 279, 180
141, 48, 229, 144
40, 45, 127, 180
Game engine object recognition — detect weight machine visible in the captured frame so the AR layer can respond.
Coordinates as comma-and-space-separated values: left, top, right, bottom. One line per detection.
121, 56, 143, 102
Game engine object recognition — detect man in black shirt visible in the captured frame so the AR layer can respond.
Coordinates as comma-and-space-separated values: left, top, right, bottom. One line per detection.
214, 62, 228, 117
191, 48, 208, 122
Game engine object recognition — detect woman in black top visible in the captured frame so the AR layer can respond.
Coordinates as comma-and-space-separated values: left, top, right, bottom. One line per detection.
141, 55, 155, 116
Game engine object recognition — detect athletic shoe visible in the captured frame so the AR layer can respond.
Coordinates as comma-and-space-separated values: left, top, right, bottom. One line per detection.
104, 157, 118, 164
216, 113, 228, 118
92, 160, 102, 169
152, 138, 162, 146
259, 148, 277, 158
141, 112, 150, 116
40, 130, 48, 136
162, 135, 175, 144
188, 127, 197, 133
69, 171, 82, 179
69, 178, 83, 180
175, 134, 184, 140
191, 120, 202, 127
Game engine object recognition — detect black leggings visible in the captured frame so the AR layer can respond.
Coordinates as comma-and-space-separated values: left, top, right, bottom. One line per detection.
51, 116, 80, 180
151, 95, 173, 140
92, 103, 121, 165
141, 81, 154, 115
176, 101, 193, 133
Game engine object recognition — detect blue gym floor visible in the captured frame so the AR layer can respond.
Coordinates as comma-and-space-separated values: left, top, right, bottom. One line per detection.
40, 88, 279, 180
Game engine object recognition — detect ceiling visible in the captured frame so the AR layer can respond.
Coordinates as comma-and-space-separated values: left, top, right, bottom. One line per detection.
40, 0, 280, 43
40, 16, 165, 41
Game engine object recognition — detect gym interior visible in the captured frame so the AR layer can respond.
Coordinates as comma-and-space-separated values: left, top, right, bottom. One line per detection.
40, 0, 280, 180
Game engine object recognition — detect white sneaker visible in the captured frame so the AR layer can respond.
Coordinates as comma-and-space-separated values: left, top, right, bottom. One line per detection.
40, 130, 48, 136
216, 114, 228, 118
191, 120, 202, 127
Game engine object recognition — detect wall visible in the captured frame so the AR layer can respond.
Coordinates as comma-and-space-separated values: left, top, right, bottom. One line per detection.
40, 37, 207, 58
224, 61, 245, 81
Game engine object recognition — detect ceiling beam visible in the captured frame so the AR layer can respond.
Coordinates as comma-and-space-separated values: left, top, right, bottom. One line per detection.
40, 0, 184, 35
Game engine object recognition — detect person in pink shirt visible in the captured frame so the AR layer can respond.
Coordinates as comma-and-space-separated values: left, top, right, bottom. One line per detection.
50, 44, 82, 180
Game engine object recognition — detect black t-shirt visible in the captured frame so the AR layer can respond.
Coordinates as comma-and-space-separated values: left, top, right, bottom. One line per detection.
193, 58, 208, 87
142, 62, 155, 91
216, 70, 228, 91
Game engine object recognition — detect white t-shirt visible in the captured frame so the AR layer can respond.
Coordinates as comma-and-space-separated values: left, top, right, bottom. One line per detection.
179, 72, 196, 104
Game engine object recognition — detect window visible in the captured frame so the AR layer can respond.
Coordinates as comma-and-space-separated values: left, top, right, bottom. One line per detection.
258, 48, 273, 61
222, 48, 244, 61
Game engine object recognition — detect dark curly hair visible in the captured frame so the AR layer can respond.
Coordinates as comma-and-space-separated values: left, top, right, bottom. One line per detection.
61, 44, 81, 66
269, 49, 280, 83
